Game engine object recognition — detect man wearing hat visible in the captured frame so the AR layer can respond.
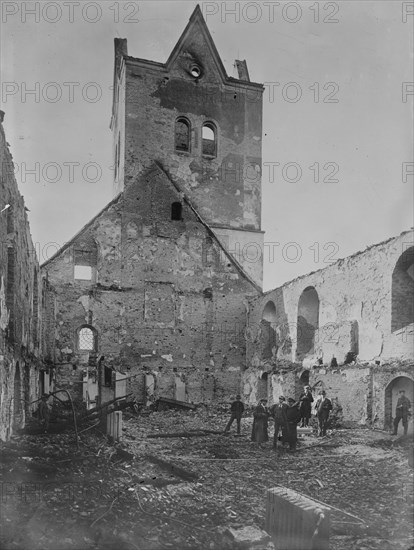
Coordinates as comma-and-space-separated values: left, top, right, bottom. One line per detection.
315, 390, 333, 436
299, 385, 314, 427
269, 396, 288, 451
251, 398, 269, 447
224, 394, 245, 435
392, 389, 411, 436
285, 398, 301, 451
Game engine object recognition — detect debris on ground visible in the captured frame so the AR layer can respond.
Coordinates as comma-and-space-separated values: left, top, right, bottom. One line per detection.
0, 406, 412, 550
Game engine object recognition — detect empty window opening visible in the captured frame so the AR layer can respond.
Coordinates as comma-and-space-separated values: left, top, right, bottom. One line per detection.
257, 372, 268, 401
391, 246, 414, 332
104, 365, 113, 387
261, 301, 277, 360
78, 326, 96, 351
171, 202, 183, 221
202, 123, 216, 157
175, 118, 190, 152
190, 65, 201, 78
74, 265, 92, 280
73, 238, 98, 282
296, 287, 319, 359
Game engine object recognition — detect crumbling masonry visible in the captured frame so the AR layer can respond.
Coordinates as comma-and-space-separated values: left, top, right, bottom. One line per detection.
1, 7, 412, 439
245, 230, 414, 433
0, 111, 56, 441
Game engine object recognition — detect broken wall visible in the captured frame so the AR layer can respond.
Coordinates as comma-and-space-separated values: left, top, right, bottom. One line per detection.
245, 230, 413, 427
111, 9, 265, 286
0, 113, 53, 440
42, 165, 258, 406
247, 230, 414, 368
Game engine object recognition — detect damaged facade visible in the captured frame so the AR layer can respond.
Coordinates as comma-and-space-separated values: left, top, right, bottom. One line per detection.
41, 7, 264, 407
245, 230, 414, 432
2, 6, 412, 438
0, 111, 56, 441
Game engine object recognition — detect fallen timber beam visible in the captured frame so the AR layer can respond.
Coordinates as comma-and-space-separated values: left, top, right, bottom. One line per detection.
80, 394, 133, 419
147, 430, 222, 439
295, 442, 340, 451
156, 397, 197, 411
146, 454, 199, 482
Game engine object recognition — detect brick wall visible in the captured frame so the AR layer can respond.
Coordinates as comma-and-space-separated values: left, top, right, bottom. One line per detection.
244, 230, 413, 425
0, 114, 53, 440
42, 164, 259, 405
111, 7, 265, 286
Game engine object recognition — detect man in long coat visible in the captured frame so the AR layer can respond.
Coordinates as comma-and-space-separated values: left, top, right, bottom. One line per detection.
251, 398, 269, 447
224, 394, 245, 435
392, 389, 411, 435
315, 390, 333, 436
299, 386, 314, 427
286, 397, 301, 451
269, 396, 288, 451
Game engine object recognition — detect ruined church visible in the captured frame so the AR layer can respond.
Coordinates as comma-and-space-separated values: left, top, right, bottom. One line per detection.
0, 6, 412, 440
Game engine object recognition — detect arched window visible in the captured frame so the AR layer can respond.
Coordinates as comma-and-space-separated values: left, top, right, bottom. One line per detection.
391, 246, 414, 332
77, 326, 97, 352
296, 287, 319, 359
202, 122, 216, 157
175, 117, 190, 152
171, 202, 183, 221
261, 301, 277, 360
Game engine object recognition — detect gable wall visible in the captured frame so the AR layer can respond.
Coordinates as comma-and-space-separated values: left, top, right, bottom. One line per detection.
43, 168, 259, 405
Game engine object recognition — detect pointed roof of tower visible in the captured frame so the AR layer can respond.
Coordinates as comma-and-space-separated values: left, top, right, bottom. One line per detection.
113, 4, 262, 89
165, 5, 228, 83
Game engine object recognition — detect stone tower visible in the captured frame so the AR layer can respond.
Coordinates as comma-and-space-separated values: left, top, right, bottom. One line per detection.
110, 5, 264, 287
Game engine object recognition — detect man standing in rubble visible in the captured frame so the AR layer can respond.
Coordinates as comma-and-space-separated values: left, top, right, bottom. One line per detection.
224, 394, 245, 435
269, 396, 288, 451
299, 385, 314, 427
38, 394, 51, 431
392, 389, 411, 436
286, 398, 301, 451
315, 390, 333, 436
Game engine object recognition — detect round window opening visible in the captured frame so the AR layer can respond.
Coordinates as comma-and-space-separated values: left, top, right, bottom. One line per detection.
190, 65, 201, 78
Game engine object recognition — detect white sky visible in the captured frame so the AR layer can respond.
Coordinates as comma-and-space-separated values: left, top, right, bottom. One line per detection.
1, 0, 413, 291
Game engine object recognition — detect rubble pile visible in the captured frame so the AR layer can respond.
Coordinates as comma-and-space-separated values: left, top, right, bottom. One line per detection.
0, 406, 412, 550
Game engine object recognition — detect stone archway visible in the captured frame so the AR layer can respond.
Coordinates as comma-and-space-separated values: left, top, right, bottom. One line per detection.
384, 376, 414, 433
391, 246, 414, 332
261, 301, 277, 360
296, 287, 319, 360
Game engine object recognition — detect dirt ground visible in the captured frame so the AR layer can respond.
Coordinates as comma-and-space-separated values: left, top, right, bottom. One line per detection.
0, 406, 413, 550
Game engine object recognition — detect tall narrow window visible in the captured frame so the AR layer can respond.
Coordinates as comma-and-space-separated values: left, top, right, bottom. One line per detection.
171, 202, 182, 221
202, 123, 216, 157
175, 118, 190, 152
296, 286, 319, 359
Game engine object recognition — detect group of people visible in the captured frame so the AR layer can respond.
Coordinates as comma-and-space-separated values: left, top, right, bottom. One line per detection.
224, 387, 333, 451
